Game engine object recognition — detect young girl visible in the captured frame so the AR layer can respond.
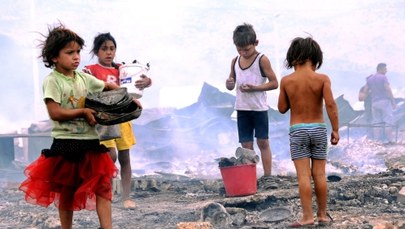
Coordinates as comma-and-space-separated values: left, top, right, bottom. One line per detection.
19, 24, 122, 229
83, 32, 152, 209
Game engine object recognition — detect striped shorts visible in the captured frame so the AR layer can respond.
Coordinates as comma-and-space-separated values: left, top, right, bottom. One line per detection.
289, 123, 328, 160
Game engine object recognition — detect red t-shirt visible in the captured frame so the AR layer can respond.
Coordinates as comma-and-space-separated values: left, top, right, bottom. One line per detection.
83, 63, 121, 85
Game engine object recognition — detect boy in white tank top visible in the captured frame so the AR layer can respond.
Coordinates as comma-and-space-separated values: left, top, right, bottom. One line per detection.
225, 23, 279, 189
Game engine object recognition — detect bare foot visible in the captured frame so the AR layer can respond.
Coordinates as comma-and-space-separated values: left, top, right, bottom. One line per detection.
288, 221, 315, 228
123, 199, 136, 210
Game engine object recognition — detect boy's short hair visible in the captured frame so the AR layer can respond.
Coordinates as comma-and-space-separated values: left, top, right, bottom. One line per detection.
376, 63, 386, 71
285, 37, 323, 70
40, 23, 85, 68
233, 23, 257, 47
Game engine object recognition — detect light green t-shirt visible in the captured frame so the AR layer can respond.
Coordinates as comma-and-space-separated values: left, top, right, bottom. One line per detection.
43, 70, 105, 139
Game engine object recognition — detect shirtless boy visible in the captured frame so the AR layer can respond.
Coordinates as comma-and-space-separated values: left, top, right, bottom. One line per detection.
277, 37, 339, 227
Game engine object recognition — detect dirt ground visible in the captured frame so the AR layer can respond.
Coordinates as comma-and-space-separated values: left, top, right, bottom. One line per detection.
0, 140, 404, 229
1, 167, 404, 229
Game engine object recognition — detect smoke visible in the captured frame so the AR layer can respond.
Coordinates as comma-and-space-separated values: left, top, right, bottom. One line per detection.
1, 0, 405, 181
1, 0, 405, 132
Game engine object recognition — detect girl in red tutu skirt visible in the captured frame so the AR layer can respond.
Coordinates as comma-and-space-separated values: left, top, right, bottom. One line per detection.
18, 23, 136, 229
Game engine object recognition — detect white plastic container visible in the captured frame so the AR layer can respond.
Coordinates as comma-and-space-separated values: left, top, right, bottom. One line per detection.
119, 62, 150, 99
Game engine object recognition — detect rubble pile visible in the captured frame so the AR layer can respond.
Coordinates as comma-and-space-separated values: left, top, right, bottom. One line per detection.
218, 147, 259, 168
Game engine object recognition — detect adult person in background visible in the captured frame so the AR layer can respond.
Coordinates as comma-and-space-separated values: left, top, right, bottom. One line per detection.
358, 74, 373, 139
363, 63, 396, 143
84, 32, 152, 209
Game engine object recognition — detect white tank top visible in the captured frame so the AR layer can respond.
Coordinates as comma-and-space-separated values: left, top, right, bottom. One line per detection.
234, 53, 269, 111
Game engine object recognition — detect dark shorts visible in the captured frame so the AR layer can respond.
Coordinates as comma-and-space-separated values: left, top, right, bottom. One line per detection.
237, 110, 269, 143
289, 123, 328, 160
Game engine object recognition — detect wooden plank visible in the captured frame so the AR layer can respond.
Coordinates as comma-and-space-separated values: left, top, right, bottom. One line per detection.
0, 133, 50, 138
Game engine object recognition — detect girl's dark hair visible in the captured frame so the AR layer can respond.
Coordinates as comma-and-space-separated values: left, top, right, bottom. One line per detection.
233, 23, 257, 47
39, 23, 84, 68
285, 37, 323, 70
91, 32, 118, 69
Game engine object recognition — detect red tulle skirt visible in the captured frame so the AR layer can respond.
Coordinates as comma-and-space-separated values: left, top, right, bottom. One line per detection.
19, 151, 118, 211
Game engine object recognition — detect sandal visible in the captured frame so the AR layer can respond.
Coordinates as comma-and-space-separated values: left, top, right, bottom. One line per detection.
123, 199, 136, 210
288, 221, 315, 228
257, 175, 279, 189
318, 212, 334, 226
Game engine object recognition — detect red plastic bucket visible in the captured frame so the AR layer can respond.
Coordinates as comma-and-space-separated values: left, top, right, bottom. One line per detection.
219, 164, 257, 197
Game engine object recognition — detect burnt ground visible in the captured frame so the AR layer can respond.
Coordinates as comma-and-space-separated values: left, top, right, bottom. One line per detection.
0, 140, 405, 229
0, 169, 404, 229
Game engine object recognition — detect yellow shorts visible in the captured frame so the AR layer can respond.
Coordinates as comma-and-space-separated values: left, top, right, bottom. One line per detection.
101, 122, 136, 150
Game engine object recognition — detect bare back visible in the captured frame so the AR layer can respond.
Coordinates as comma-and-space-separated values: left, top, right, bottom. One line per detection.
278, 64, 337, 127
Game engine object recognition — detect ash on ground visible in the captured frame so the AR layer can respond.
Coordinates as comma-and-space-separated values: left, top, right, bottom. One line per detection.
1, 141, 404, 229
